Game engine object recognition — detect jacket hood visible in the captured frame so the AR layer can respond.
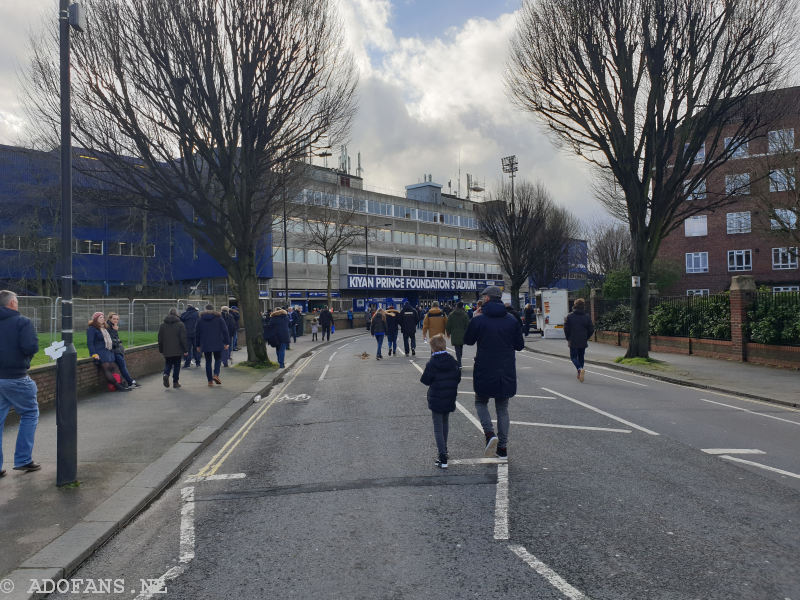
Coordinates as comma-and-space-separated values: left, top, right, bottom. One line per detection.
0, 306, 18, 321
270, 309, 288, 317
164, 314, 181, 324
201, 310, 221, 320
572, 306, 585, 313
483, 300, 508, 318
431, 352, 456, 370
427, 307, 443, 316
451, 307, 466, 315
403, 302, 413, 311
385, 308, 399, 316
183, 306, 198, 313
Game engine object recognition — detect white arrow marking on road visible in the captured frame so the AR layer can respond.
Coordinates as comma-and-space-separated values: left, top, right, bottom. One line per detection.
542, 387, 660, 436
720, 455, 800, 480
319, 365, 329, 381
280, 393, 311, 403
702, 449, 765, 455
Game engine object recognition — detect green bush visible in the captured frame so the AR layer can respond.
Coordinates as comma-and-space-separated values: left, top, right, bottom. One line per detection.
596, 303, 631, 332
649, 294, 730, 340
747, 298, 800, 345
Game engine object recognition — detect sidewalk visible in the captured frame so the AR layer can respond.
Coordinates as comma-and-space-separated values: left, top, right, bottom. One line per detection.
525, 336, 799, 407
0, 329, 362, 598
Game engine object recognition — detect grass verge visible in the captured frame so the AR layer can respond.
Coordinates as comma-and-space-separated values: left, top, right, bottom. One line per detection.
31, 332, 159, 367
614, 356, 669, 370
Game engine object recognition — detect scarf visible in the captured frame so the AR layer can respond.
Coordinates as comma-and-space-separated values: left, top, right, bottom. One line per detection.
100, 326, 113, 351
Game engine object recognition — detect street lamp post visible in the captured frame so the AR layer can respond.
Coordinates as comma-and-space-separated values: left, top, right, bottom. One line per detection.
501, 155, 518, 213
56, 0, 85, 487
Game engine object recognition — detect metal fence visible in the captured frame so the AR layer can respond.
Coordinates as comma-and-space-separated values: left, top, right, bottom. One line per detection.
594, 298, 632, 332
648, 294, 731, 340
747, 290, 800, 346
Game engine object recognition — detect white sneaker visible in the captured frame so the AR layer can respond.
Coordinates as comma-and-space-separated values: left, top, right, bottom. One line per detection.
484, 435, 498, 457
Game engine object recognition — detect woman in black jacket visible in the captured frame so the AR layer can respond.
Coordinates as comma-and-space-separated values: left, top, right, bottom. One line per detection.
563, 298, 595, 383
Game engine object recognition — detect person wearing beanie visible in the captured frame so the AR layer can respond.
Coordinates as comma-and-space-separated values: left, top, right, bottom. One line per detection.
87, 312, 130, 392
463, 285, 523, 459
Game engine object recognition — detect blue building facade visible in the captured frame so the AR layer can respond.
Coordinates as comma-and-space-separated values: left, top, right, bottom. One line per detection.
0, 145, 272, 296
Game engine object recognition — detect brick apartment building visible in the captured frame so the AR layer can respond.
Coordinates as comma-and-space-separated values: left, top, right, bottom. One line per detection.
660, 86, 800, 296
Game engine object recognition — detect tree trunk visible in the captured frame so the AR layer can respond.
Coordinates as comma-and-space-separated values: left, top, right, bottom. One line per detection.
234, 267, 270, 364
510, 283, 521, 311
625, 253, 650, 358
326, 260, 333, 309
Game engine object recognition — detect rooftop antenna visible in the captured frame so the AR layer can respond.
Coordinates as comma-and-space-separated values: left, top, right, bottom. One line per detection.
466, 173, 472, 200
357, 152, 363, 178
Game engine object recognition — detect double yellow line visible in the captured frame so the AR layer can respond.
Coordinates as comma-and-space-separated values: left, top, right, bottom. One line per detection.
194, 353, 316, 477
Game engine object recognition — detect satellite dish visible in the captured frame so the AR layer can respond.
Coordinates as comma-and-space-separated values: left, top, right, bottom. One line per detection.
470, 184, 484, 192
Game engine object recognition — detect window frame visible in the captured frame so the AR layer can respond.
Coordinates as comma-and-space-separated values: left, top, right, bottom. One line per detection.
727, 249, 752, 272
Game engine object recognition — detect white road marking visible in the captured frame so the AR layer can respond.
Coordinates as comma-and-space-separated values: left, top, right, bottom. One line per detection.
410, 361, 424, 373
509, 545, 589, 600
461, 376, 473, 379
584, 370, 649, 387
457, 391, 555, 399
700, 398, 800, 427
449, 457, 508, 465
179, 487, 195, 563
720, 455, 800, 480
522, 354, 553, 364
511, 421, 631, 433
184, 473, 246, 483
319, 365, 329, 381
542, 387, 660, 436
494, 463, 510, 540
456, 401, 484, 432
328, 351, 337, 362
702, 449, 765, 455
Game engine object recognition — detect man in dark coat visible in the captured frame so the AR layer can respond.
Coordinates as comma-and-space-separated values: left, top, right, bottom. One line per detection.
264, 308, 291, 368
463, 286, 524, 459
158, 308, 189, 388
221, 307, 237, 367
196, 304, 230, 386
563, 298, 595, 383
180, 304, 201, 368
523, 304, 535, 337
399, 302, 419, 356
0, 290, 41, 475
318, 306, 333, 342
445, 301, 470, 368
229, 305, 241, 351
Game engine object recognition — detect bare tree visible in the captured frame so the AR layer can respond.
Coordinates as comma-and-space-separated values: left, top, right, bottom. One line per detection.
528, 203, 580, 290
300, 192, 362, 308
587, 220, 632, 278
25, 0, 357, 363
476, 180, 551, 310
507, 0, 796, 357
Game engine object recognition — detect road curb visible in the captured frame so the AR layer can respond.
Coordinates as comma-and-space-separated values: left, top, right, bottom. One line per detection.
5, 331, 366, 599
523, 345, 799, 409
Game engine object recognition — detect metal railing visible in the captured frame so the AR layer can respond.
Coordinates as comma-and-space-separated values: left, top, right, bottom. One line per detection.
648, 294, 731, 340
747, 290, 800, 346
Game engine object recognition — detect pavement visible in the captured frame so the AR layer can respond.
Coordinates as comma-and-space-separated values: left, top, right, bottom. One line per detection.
524, 335, 799, 407
0, 327, 364, 600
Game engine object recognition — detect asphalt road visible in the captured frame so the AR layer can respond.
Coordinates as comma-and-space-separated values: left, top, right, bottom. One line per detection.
50, 333, 800, 599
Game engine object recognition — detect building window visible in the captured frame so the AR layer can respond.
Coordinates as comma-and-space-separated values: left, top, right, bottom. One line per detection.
686, 289, 710, 297
684, 179, 706, 201
391, 230, 416, 245
685, 252, 708, 273
726, 212, 751, 234
74, 240, 104, 255
684, 215, 707, 237
287, 248, 305, 263
685, 142, 705, 163
773, 285, 799, 292
725, 173, 750, 196
724, 137, 748, 158
769, 169, 795, 193
772, 247, 798, 270
768, 128, 794, 153
273, 247, 284, 262
771, 208, 798, 230
727, 249, 752, 271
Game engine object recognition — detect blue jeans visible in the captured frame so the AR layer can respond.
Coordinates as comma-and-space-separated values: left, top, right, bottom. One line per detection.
204, 351, 222, 381
475, 395, 509, 449
570, 347, 586, 372
185, 334, 201, 366
276, 343, 287, 367
387, 333, 398, 353
232, 331, 239, 350
375, 333, 384, 357
0, 376, 39, 469
431, 411, 450, 457
114, 353, 133, 385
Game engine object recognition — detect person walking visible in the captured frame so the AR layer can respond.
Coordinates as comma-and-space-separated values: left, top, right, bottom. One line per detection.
563, 298, 595, 383
399, 301, 419, 356
158, 308, 189, 389
319, 306, 333, 342
463, 286, 524, 459
384, 305, 400, 356
106, 313, 139, 388
370, 308, 387, 360
196, 304, 230, 386
264, 307, 291, 368
229, 304, 241, 351
0, 290, 41, 475
523, 303, 535, 337
445, 301, 470, 368
180, 304, 201, 368
347, 309, 353, 328
419, 334, 461, 469
422, 301, 447, 343
289, 307, 300, 343
87, 312, 130, 392
220, 306, 237, 367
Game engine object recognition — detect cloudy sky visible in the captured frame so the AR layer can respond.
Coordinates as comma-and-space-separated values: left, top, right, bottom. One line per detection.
0, 0, 598, 219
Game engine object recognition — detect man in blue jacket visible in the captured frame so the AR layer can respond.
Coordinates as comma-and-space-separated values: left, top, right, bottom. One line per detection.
463, 286, 524, 460
0, 290, 41, 475
180, 304, 201, 368
196, 304, 230, 386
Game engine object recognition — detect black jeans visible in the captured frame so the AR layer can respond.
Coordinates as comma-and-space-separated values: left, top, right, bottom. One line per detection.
164, 356, 182, 381
322, 325, 331, 341
402, 332, 416, 354
185, 334, 201, 366
204, 351, 222, 381
454, 344, 463, 367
